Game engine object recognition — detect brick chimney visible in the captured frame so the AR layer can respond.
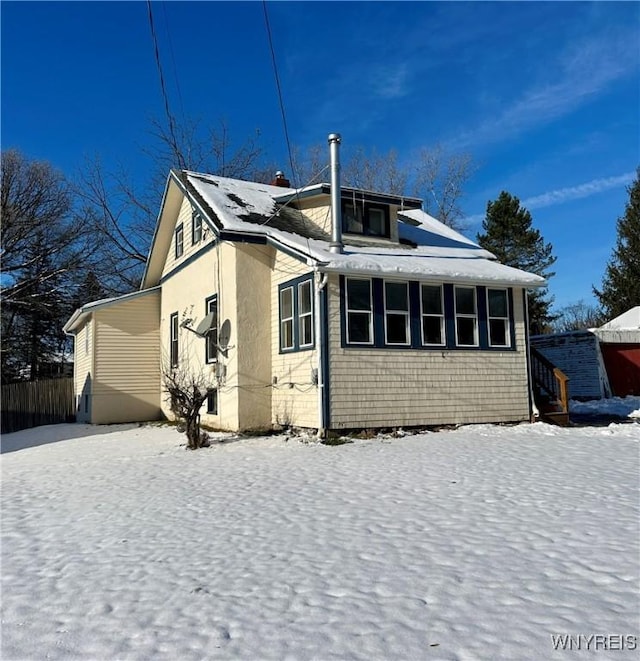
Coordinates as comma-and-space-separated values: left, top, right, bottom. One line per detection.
270, 171, 291, 187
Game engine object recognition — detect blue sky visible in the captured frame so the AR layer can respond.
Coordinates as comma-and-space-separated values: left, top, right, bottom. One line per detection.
2, 1, 638, 311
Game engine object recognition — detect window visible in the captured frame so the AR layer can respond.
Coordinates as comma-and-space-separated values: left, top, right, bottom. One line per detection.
280, 287, 294, 350
346, 278, 373, 344
298, 280, 313, 348
454, 286, 478, 346
279, 277, 315, 352
421, 284, 445, 346
207, 389, 218, 415
341, 201, 390, 238
175, 224, 184, 258
170, 312, 179, 367
487, 289, 510, 347
384, 281, 410, 345
205, 295, 218, 363
192, 212, 203, 244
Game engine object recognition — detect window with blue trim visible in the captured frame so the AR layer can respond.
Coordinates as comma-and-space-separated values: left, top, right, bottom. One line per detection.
341, 277, 516, 351
205, 295, 218, 363
192, 212, 203, 245
454, 286, 478, 347
279, 276, 314, 352
487, 288, 510, 347
345, 278, 373, 344
175, 224, 184, 258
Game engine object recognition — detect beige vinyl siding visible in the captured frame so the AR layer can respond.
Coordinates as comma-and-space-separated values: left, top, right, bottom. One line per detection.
159, 242, 235, 428
73, 320, 93, 423
293, 198, 402, 243
270, 252, 319, 429
327, 276, 530, 428
234, 244, 273, 430
92, 291, 161, 424
161, 197, 214, 280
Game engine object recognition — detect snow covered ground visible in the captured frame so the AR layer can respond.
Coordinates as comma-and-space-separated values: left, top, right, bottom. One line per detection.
2, 419, 639, 660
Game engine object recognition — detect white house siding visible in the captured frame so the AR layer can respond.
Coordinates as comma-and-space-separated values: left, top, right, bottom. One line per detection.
92, 291, 161, 424
270, 251, 319, 429
73, 320, 93, 423
326, 277, 530, 428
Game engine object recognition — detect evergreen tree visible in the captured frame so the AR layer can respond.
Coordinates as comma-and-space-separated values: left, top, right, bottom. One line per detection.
477, 191, 556, 334
594, 169, 640, 320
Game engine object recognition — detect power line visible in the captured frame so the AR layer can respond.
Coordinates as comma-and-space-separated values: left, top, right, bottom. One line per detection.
146, 0, 184, 169
262, 1, 299, 190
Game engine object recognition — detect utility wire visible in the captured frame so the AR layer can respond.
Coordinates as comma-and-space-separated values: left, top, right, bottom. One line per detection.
160, 1, 186, 128
262, 0, 299, 190
146, 0, 184, 169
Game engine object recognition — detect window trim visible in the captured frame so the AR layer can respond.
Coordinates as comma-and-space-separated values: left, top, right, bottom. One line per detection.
170, 312, 179, 367
192, 212, 203, 245
345, 277, 374, 345
206, 389, 218, 415
298, 280, 314, 349
420, 284, 446, 347
454, 286, 479, 347
279, 286, 295, 352
175, 224, 184, 259
486, 288, 511, 348
341, 200, 390, 238
278, 275, 315, 353
205, 294, 218, 363
383, 280, 410, 346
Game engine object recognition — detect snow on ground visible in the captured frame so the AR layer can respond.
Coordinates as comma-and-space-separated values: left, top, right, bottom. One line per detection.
1, 420, 639, 661
570, 395, 640, 420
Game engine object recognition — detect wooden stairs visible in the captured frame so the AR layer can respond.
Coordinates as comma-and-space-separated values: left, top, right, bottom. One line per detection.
531, 347, 571, 426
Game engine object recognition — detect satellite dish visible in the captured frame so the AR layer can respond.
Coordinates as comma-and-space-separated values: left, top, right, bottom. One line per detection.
218, 319, 232, 350
195, 312, 216, 337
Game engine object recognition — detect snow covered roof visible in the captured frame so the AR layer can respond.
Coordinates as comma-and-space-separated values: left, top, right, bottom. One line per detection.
599, 306, 640, 330
174, 170, 546, 288
63, 287, 161, 334
593, 306, 640, 344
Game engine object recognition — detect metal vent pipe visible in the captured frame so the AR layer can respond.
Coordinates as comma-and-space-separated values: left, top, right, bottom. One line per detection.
328, 133, 343, 254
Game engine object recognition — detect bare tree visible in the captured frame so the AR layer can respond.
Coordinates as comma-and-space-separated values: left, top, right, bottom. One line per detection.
75, 117, 273, 294
162, 362, 216, 449
291, 142, 474, 229
1, 149, 95, 381
413, 144, 475, 230
552, 300, 604, 333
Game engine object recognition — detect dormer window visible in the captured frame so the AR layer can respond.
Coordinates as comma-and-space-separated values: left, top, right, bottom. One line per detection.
342, 201, 390, 238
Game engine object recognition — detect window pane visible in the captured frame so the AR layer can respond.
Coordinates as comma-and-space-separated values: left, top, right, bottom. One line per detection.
281, 288, 293, 318
300, 315, 313, 346
299, 281, 312, 314
207, 390, 218, 414
282, 319, 293, 348
386, 313, 408, 344
367, 207, 386, 236
456, 317, 476, 346
423, 316, 443, 345
385, 282, 408, 311
348, 312, 371, 343
488, 289, 507, 317
343, 204, 362, 233
489, 319, 508, 346
455, 287, 475, 314
347, 279, 371, 310
421, 285, 442, 315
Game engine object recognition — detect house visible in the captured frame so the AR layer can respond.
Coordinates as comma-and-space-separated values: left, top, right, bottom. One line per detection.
530, 331, 611, 401
64, 135, 546, 433
530, 306, 640, 403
